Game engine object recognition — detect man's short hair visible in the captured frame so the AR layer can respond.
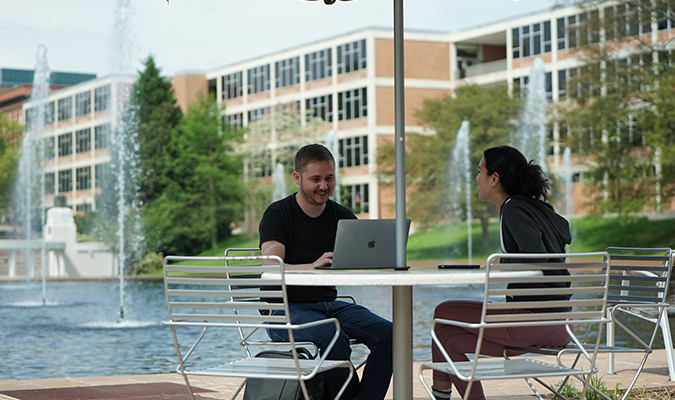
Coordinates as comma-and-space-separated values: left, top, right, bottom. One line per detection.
294, 144, 335, 173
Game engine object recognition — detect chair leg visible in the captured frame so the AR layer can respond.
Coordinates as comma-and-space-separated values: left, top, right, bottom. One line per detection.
229, 378, 247, 400
179, 373, 196, 400
614, 350, 652, 400
522, 377, 547, 400
417, 365, 437, 400
607, 319, 616, 374
659, 312, 675, 381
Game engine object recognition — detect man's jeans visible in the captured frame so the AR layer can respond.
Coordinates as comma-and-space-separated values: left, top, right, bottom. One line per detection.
268, 300, 392, 400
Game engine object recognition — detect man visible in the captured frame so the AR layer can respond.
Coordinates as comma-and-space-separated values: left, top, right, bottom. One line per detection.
259, 143, 393, 400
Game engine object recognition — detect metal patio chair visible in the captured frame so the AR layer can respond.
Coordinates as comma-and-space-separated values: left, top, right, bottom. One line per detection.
224, 247, 368, 371
512, 247, 673, 400
162, 254, 354, 400
419, 252, 612, 400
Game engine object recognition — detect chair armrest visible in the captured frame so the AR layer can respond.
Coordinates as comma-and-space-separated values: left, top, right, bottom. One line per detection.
337, 295, 357, 304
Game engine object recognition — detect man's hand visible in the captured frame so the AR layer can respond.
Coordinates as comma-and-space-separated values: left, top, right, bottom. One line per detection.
311, 252, 334, 269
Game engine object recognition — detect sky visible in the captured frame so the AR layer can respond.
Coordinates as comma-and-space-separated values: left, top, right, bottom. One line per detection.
1, 0, 560, 79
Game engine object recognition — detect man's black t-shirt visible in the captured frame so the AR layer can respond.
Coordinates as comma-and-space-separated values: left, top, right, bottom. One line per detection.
259, 193, 356, 303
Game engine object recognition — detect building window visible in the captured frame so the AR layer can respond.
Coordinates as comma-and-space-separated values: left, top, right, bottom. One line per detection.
58, 132, 72, 157
512, 28, 520, 58
58, 97, 72, 121
247, 65, 270, 94
222, 71, 243, 100
657, 0, 675, 31
342, 183, 369, 214
251, 150, 273, 178
306, 94, 333, 123
76, 203, 92, 213
248, 107, 268, 124
338, 88, 367, 121
95, 163, 109, 188
338, 135, 368, 168
58, 169, 72, 193
513, 72, 553, 100
305, 48, 332, 82
25, 107, 34, 128
273, 102, 301, 132
94, 124, 110, 150
44, 136, 55, 159
604, 3, 651, 42
338, 39, 367, 74
76, 128, 91, 153
513, 21, 552, 59
275, 56, 300, 88
558, 12, 603, 50
76, 166, 91, 190
558, 69, 567, 99
25, 104, 53, 127
75, 91, 91, 117
45, 101, 54, 124
94, 85, 110, 112
45, 172, 55, 195
226, 113, 243, 130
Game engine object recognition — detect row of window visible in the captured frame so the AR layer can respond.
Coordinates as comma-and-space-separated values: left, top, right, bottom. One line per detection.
222, 40, 367, 100
513, 4, 674, 60
557, 53, 658, 100
44, 163, 109, 194
27, 85, 111, 125
249, 134, 368, 179
305, 87, 368, 123
229, 87, 368, 129
513, 54, 660, 101
44, 124, 110, 158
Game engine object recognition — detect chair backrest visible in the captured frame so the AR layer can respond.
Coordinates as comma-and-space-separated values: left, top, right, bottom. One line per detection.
483, 252, 611, 328
163, 255, 290, 329
604, 247, 673, 307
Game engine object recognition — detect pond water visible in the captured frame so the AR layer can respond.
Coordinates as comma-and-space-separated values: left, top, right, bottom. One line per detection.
0, 279, 670, 380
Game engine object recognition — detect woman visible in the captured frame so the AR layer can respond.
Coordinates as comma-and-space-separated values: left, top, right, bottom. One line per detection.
430, 146, 572, 400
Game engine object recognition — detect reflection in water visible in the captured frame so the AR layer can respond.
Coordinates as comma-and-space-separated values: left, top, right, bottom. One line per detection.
0, 280, 668, 380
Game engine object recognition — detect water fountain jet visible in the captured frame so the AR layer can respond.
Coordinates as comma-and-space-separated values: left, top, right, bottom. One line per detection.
272, 163, 287, 202
109, 0, 142, 320
515, 58, 548, 170
448, 121, 472, 265
324, 129, 340, 203
563, 147, 575, 217
14, 44, 51, 304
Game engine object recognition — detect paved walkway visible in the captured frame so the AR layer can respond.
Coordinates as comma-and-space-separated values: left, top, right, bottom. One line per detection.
1, 350, 674, 399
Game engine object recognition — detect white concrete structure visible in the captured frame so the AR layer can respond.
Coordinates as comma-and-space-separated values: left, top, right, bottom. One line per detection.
43, 207, 115, 277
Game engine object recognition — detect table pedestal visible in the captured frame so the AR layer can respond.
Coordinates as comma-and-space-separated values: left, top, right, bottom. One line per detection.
393, 285, 412, 399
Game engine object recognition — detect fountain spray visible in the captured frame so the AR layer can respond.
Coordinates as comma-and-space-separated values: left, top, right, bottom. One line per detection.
111, 0, 141, 320
516, 58, 548, 170
17, 44, 51, 303
324, 129, 340, 203
449, 121, 472, 265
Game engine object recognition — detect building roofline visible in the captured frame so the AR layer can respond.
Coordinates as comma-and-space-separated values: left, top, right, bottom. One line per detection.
205, 26, 447, 75
450, 3, 571, 33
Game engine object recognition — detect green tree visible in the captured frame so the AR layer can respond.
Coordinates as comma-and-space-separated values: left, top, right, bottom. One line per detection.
0, 113, 22, 216
378, 85, 521, 250
558, 0, 675, 215
143, 95, 244, 255
132, 55, 183, 205
235, 104, 329, 235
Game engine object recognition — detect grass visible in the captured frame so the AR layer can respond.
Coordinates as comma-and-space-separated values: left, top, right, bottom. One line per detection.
186, 215, 675, 263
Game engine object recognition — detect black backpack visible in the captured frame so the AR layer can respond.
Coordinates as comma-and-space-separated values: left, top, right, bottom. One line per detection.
242, 348, 329, 400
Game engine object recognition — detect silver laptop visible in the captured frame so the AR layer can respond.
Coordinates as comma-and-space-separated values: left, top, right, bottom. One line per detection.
321, 218, 411, 270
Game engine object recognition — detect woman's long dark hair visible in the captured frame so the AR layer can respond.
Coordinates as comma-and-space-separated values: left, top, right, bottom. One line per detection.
483, 145, 550, 201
